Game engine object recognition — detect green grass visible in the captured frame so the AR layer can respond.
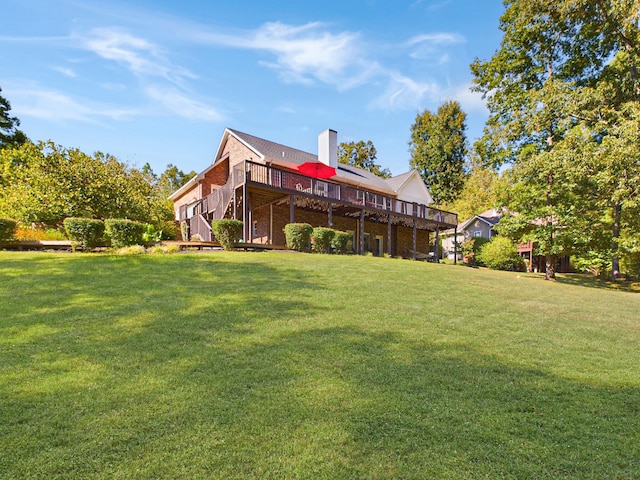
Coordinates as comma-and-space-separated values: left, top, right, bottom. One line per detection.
1, 251, 639, 479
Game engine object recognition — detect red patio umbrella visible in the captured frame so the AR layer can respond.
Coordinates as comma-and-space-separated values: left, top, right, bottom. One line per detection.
297, 161, 337, 179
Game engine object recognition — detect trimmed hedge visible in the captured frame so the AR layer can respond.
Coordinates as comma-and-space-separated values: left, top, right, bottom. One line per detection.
311, 227, 336, 253
331, 230, 353, 254
63, 218, 105, 250
477, 236, 525, 271
105, 219, 145, 248
0, 218, 17, 242
283, 223, 313, 252
212, 219, 243, 251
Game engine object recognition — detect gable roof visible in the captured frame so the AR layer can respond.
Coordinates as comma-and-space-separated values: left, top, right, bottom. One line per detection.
218, 128, 399, 195
441, 208, 503, 236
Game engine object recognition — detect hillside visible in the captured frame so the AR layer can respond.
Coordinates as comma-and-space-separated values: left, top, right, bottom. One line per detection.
1, 251, 638, 479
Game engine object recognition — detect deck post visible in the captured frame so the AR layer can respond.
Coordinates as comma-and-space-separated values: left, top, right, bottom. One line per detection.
328, 201, 333, 228
413, 219, 417, 260
290, 194, 295, 223
242, 183, 248, 242
248, 192, 253, 243
387, 214, 392, 257
454, 226, 457, 264
434, 225, 440, 263
359, 209, 365, 255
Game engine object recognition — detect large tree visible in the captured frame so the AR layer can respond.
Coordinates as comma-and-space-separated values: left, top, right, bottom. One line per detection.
409, 100, 468, 206
0, 141, 171, 224
471, 0, 639, 280
0, 86, 27, 150
337, 140, 391, 178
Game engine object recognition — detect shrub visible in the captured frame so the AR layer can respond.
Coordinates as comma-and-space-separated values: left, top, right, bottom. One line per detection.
105, 219, 145, 248
331, 231, 353, 254
462, 237, 490, 266
115, 245, 146, 255
149, 244, 181, 254
156, 220, 180, 240
0, 218, 17, 242
311, 227, 336, 253
283, 223, 313, 252
477, 236, 525, 271
63, 218, 105, 250
15, 225, 67, 241
212, 219, 243, 251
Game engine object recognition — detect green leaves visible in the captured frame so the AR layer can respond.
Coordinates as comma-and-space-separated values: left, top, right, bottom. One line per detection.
337, 140, 391, 179
409, 100, 468, 205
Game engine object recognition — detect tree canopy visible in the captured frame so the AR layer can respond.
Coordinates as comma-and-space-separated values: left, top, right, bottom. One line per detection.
337, 140, 391, 179
409, 100, 468, 206
471, 0, 640, 280
0, 86, 27, 151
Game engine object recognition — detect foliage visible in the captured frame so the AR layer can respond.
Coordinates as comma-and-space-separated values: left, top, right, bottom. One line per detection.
338, 140, 391, 178
212, 219, 243, 251
105, 219, 145, 248
149, 244, 181, 254
142, 224, 164, 242
0, 218, 16, 241
470, 0, 640, 280
409, 100, 468, 205
311, 227, 336, 253
63, 218, 105, 250
0, 86, 27, 150
330, 230, 353, 254
441, 163, 504, 222
115, 244, 146, 255
14, 225, 67, 241
283, 223, 313, 252
461, 236, 490, 266
477, 236, 525, 271
1, 252, 640, 478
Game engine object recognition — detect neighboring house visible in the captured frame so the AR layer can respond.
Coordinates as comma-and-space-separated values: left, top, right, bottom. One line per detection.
169, 128, 458, 258
441, 208, 502, 260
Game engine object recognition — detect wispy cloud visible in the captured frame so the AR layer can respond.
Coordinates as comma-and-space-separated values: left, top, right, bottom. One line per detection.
9, 86, 138, 123
52, 66, 77, 78
370, 73, 441, 110
192, 21, 371, 88
144, 85, 224, 122
79, 27, 196, 84
406, 32, 465, 62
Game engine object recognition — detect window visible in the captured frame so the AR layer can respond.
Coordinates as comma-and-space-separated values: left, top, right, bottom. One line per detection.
473, 231, 482, 238
252, 221, 258, 237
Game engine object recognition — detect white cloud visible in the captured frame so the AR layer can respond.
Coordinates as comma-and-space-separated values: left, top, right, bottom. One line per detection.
144, 85, 224, 122
406, 32, 466, 62
52, 66, 77, 78
9, 86, 137, 122
79, 27, 196, 84
370, 73, 441, 110
193, 21, 370, 88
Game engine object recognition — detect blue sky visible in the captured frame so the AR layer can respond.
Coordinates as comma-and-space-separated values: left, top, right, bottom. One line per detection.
1, 0, 505, 177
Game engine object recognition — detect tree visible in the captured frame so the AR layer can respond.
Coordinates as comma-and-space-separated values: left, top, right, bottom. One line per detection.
0, 140, 163, 224
337, 140, 391, 178
470, 0, 639, 280
441, 160, 504, 222
0, 86, 27, 150
409, 100, 468, 206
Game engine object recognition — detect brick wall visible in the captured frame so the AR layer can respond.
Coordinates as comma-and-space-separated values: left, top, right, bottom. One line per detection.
250, 200, 432, 256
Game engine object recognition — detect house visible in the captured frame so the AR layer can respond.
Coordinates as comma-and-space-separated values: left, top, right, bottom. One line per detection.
169, 128, 458, 258
441, 208, 502, 260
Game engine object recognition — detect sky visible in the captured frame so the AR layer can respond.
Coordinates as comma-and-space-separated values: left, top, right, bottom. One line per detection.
1, 0, 506, 177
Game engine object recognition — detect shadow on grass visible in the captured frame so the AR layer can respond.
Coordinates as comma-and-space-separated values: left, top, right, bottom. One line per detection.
556, 272, 640, 293
1, 253, 638, 479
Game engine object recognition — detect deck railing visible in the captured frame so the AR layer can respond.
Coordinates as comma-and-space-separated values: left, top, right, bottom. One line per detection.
244, 161, 457, 226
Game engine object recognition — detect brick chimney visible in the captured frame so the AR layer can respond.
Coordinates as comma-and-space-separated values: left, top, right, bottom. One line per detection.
318, 129, 338, 168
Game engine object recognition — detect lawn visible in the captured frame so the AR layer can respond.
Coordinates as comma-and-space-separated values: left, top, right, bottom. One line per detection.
1, 251, 638, 479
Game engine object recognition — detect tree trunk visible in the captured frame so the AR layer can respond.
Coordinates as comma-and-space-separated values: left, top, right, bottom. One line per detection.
612, 202, 622, 280
545, 254, 557, 281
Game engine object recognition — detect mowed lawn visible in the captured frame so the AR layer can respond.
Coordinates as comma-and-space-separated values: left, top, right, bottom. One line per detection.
1, 251, 639, 479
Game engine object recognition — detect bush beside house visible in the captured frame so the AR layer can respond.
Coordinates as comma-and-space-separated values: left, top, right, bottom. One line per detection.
105, 219, 145, 248
63, 218, 105, 250
212, 219, 243, 251
477, 236, 525, 271
311, 227, 335, 253
284, 223, 314, 252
